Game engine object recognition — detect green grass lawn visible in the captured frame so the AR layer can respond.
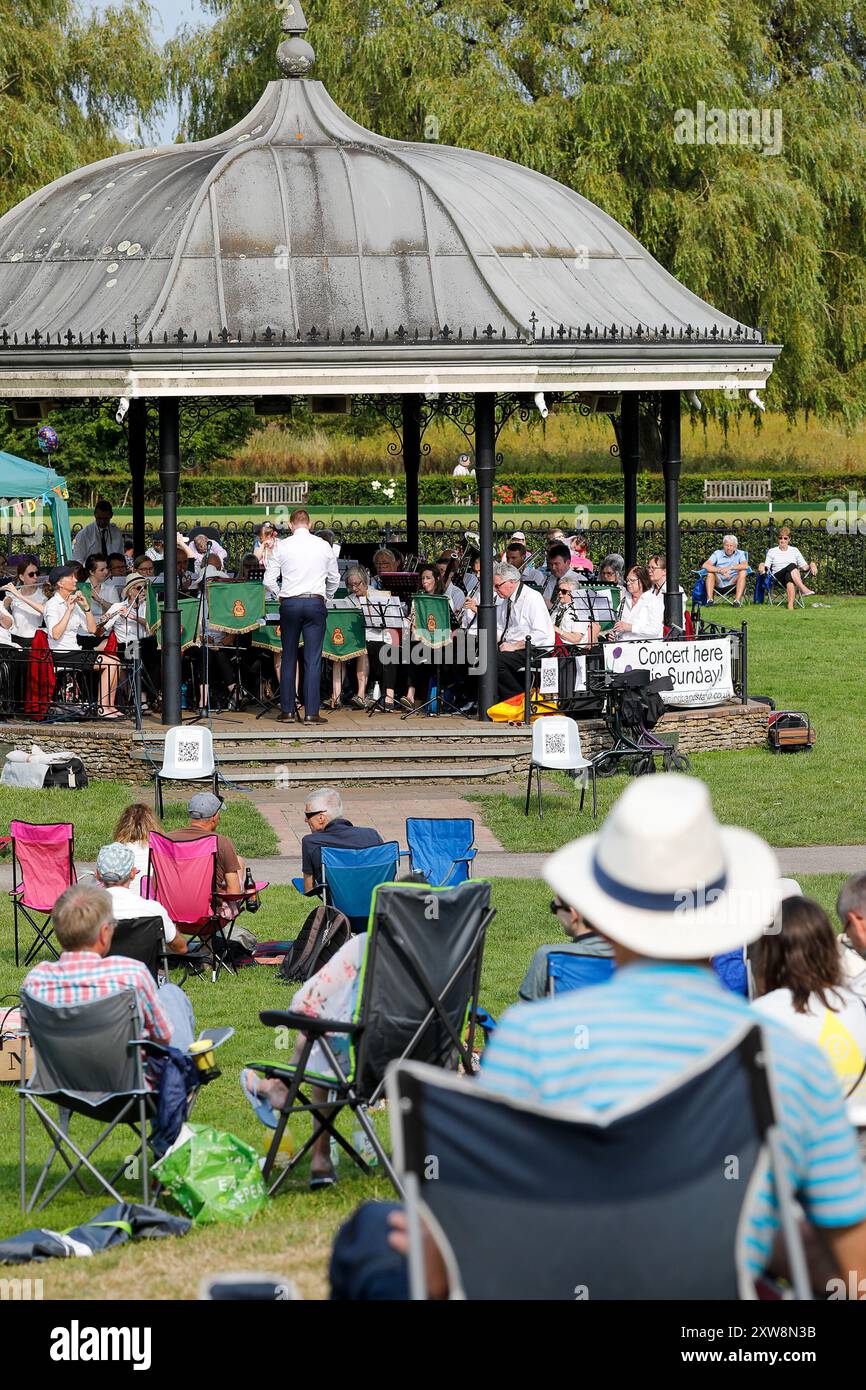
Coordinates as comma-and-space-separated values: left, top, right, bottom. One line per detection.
0, 785, 277, 861
0, 872, 847, 1298
0, 599, 861, 1299
477, 597, 866, 850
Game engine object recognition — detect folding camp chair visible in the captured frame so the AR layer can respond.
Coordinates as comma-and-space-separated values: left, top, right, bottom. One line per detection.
387, 1021, 812, 1300
320, 841, 401, 932
545, 950, 615, 995
19, 989, 234, 1214
19, 988, 156, 1213
107, 916, 169, 984
405, 818, 476, 888
144, 831, 234, 983
524, 715, 598, 819
765, 569, 814, 608
695, 566, 753, 607
248, 879, 494, 1197
10, 820, 76, 968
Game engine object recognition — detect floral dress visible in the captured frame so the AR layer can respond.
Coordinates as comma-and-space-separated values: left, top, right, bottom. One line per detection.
290, 933, 366, 1079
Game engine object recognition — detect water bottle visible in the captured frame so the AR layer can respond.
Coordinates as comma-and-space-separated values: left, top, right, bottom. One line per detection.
353, 1128, 378, 1167
180, 681, 189, 710
329, 1137, 341, 1169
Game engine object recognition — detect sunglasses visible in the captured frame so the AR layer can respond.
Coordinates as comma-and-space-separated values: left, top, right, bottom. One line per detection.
303, 809, 320, 820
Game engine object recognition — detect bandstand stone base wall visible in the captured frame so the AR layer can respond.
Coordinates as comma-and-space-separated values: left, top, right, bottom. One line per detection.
570, 700, 769, 761
0, 723, 146, 783
0, 700, 769, 788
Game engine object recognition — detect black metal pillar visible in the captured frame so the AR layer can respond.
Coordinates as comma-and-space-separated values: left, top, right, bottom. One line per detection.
661, 391, 683, 630
159, 399, 182, 726
620, 393, 640, 572
128, 398, 147, 560
474, 392, 497, 720
402, 394, 420, 558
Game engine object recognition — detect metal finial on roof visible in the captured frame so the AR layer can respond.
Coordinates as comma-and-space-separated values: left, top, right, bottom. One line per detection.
277, 0, 315, 78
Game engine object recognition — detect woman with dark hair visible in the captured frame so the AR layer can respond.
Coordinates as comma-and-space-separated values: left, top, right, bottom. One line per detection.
753, 897, 866, 1103
400, 564, 448, 711
3, 557, 46, 647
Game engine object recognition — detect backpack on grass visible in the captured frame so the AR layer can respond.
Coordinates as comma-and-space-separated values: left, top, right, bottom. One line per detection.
277, 904, 352, 986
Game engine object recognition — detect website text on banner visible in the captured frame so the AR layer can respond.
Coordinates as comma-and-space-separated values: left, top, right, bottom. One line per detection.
603, 638, 734, 707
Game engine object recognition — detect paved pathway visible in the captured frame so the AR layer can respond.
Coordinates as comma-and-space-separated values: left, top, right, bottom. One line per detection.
254, 784, 506, 858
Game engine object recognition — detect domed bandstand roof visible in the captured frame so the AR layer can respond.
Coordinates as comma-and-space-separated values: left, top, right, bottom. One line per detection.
0, 8, 780, 400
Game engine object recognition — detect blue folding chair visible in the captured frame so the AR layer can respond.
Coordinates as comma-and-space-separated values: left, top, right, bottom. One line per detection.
405, 818, 477, 888
320, 841, 401, 932
546, 951, 616, 995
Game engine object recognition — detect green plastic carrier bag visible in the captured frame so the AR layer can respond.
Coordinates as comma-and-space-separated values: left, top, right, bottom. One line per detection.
154, 1123, 268, 1225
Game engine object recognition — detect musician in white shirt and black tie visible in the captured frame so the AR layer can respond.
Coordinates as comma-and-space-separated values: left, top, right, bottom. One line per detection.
263, 508, 340, 723
464, 562, 555, 700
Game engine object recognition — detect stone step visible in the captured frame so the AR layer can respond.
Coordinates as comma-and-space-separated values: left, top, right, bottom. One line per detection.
134, 724, 530, 744
132, 743, 528, 764
218, 763, 515, 784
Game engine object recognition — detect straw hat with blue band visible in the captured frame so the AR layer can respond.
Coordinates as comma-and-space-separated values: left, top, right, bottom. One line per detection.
543, 774, 781, 959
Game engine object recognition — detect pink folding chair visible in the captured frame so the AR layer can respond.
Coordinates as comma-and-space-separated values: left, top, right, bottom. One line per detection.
144, 831, 233, 983
10, 821, 77, 968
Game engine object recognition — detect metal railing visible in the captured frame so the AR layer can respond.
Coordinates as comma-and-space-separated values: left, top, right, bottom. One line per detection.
60, 517, 866, 595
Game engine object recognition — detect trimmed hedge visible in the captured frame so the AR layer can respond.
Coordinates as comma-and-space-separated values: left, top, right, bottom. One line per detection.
68, 471, 866, 508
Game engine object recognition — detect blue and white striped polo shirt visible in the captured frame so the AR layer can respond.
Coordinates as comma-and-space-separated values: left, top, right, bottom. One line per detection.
479, 961, 866, 1278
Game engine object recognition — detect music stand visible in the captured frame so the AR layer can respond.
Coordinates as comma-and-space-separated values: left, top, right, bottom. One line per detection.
363, 590, 408, 715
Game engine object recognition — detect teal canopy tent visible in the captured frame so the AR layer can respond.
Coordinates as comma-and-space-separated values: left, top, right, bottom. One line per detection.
0, 451, 72, 562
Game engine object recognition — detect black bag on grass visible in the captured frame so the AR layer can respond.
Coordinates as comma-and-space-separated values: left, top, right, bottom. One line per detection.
41, 756, 88, 789
278, 904, 352, 986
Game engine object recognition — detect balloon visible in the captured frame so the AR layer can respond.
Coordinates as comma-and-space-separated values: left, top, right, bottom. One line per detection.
36, 425, 58, 453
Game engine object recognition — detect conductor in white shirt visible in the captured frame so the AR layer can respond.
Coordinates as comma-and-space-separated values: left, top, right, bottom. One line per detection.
71, 500, 125, 567
465, 561, 554, 700
263, 508, 340, 723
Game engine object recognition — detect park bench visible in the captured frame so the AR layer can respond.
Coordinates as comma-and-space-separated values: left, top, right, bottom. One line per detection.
252, 481, 309, 512
703, 479, 772, 507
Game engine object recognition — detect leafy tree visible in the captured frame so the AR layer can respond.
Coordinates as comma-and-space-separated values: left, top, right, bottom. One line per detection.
0, 399, 257, 481
166, 0, 866, 422
0, 0, 165, 213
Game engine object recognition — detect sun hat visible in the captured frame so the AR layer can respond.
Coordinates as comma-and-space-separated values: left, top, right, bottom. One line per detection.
96, 841, 136, 885
122, 572, 151, 595
776, 877, 803, 901
48, 563, 77, 586
188, 791, 224, 819
544, 774, 780, 959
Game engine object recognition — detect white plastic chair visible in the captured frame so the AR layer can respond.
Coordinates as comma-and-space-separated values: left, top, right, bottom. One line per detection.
524, 715, 597, 820
154, 725, 219, 816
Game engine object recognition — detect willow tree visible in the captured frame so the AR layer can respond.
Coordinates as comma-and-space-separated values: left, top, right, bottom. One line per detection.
165, 0, 866, 422
0, 0, 164, 212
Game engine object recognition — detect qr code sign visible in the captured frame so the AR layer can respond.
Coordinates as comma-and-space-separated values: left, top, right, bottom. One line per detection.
176, 739, 202, 765
544, 730, 567, 757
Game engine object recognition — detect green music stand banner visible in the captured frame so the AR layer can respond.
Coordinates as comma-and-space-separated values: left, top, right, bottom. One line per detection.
412, 594, 452, 650
146, 586, 201, 651
207, 580, 265, 635
251, 622, 281, 652
323, 607, 366, 662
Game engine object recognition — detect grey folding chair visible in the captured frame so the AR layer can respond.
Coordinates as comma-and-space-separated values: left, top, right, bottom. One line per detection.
387, 1021, 812, 1300
18, 989, 155, 1214
249, 879, 494, 1197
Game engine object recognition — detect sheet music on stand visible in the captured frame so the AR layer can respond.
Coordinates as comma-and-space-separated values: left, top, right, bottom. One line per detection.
360, 591, 407, 632
570, 587, 618, 626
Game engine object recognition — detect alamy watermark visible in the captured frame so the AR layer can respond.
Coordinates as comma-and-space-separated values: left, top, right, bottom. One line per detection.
674, 102, 782, 157
827, 493, 866, 535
